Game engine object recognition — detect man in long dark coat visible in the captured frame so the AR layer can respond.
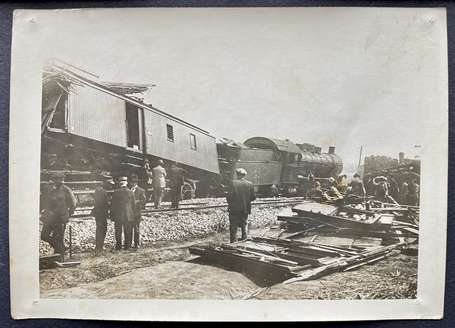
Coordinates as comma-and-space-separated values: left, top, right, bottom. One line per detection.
129, 173, 147, 248
168, 162, 186, 209
92, 177, 113, 254
226, 168, 256, 243
41, 172, 77, 258
110, 176, 136, 250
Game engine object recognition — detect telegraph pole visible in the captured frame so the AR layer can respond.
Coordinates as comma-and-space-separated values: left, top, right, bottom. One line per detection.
357, 145, 363, 169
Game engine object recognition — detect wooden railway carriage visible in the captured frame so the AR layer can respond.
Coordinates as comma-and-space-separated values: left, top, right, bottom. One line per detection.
41, 63, 219, 200
41, 62, 344, 202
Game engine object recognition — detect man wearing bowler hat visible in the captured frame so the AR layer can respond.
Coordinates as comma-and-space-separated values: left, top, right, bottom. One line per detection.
226, 168, 256, 243
41, 172, 77, 258
129, 173, 147, 249
110, 176, 136, 250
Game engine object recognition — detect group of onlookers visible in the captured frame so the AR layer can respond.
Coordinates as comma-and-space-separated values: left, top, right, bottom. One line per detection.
144, 159, 187, 209
40, 160, 188, 256
303, 172, 419, 206
40, 164, 420, 258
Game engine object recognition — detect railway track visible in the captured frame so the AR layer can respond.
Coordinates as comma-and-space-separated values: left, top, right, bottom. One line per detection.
70, 197, 307, 219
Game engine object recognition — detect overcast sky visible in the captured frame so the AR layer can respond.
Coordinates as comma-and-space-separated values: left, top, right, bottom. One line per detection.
28, 7, 446, 168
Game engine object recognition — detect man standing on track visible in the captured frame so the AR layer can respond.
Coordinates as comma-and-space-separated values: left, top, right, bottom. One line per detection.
169, 162, 186, 209
92, 176, 113, 254
152, 159, 166, 209
129, 173, 147, 249
226, 168, 256, 243
40, 172, 77, 259
110, 176, 136, 250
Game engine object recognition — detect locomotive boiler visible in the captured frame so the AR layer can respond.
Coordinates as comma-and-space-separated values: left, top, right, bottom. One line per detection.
217, 137, 343, 195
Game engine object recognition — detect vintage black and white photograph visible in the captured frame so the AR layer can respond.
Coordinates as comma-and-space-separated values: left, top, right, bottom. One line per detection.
9, 7, 447, 321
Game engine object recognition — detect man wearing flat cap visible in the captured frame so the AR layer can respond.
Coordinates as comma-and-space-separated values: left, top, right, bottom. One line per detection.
129, 173, 147, 249
110, 176, 136, 250
226, 168, 256, 243
41, 172, 77, 258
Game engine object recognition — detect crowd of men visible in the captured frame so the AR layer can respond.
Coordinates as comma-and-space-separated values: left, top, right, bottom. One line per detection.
144, 159, 187, 209
303, 172, 420, 206
40, 160, 187, 256
40, 163, 420, 257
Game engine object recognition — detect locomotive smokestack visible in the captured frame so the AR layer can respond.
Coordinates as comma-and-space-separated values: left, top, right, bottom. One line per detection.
328, 146, 335, 155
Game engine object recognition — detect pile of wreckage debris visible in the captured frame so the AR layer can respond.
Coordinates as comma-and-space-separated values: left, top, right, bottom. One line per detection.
190, 199, 419, 285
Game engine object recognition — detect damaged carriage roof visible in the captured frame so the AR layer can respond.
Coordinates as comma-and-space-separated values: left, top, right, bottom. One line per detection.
42, 63, 214, 137
100, 81, 156, 98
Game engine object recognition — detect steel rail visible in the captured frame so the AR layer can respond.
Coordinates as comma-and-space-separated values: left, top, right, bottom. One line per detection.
70, 198, 305, 218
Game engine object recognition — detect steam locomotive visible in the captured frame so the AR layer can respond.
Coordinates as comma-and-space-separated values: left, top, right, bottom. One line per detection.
41, 62, 343, 200
217, 137, 343, 196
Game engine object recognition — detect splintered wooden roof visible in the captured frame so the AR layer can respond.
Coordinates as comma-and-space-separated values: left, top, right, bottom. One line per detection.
100, 81, 155, 96
43, 64, 213, 137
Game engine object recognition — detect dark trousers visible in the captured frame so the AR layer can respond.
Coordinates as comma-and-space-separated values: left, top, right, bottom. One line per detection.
114, 221, 132, 250
171, 185, 182, 208
41, 222, 66, 255
95, 217, 108, 251
132, 219, 140, 247
229, 213, 248, 243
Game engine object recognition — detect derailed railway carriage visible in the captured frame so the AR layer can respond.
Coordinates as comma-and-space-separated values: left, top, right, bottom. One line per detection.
42, 63, 220, 198
41, 62, 343, 200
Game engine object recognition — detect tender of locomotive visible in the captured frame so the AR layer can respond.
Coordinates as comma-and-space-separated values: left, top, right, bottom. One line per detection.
217, 137, 343, 195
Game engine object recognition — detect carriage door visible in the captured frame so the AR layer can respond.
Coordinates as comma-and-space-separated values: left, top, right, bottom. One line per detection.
125, 103, 142, 151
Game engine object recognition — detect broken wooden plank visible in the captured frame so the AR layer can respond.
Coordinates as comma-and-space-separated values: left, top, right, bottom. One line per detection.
39, 253, 63, 269
282, 241, 408, 284
222, 245, 299, 266
54, 261, 81, 268
189, 245, 297, 283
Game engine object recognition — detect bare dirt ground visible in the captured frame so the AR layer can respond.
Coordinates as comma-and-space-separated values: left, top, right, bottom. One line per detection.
40, 228, 418, 300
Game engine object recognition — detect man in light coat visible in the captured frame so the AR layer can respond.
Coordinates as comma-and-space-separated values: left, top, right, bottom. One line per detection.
152, 159, 166, 209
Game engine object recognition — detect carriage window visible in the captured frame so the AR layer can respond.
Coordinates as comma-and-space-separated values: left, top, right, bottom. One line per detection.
167, 124, 174, 142
190, 133, 197, 150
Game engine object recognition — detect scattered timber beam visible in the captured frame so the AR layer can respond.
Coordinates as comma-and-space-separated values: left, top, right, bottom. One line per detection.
283, 241, 409, 283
